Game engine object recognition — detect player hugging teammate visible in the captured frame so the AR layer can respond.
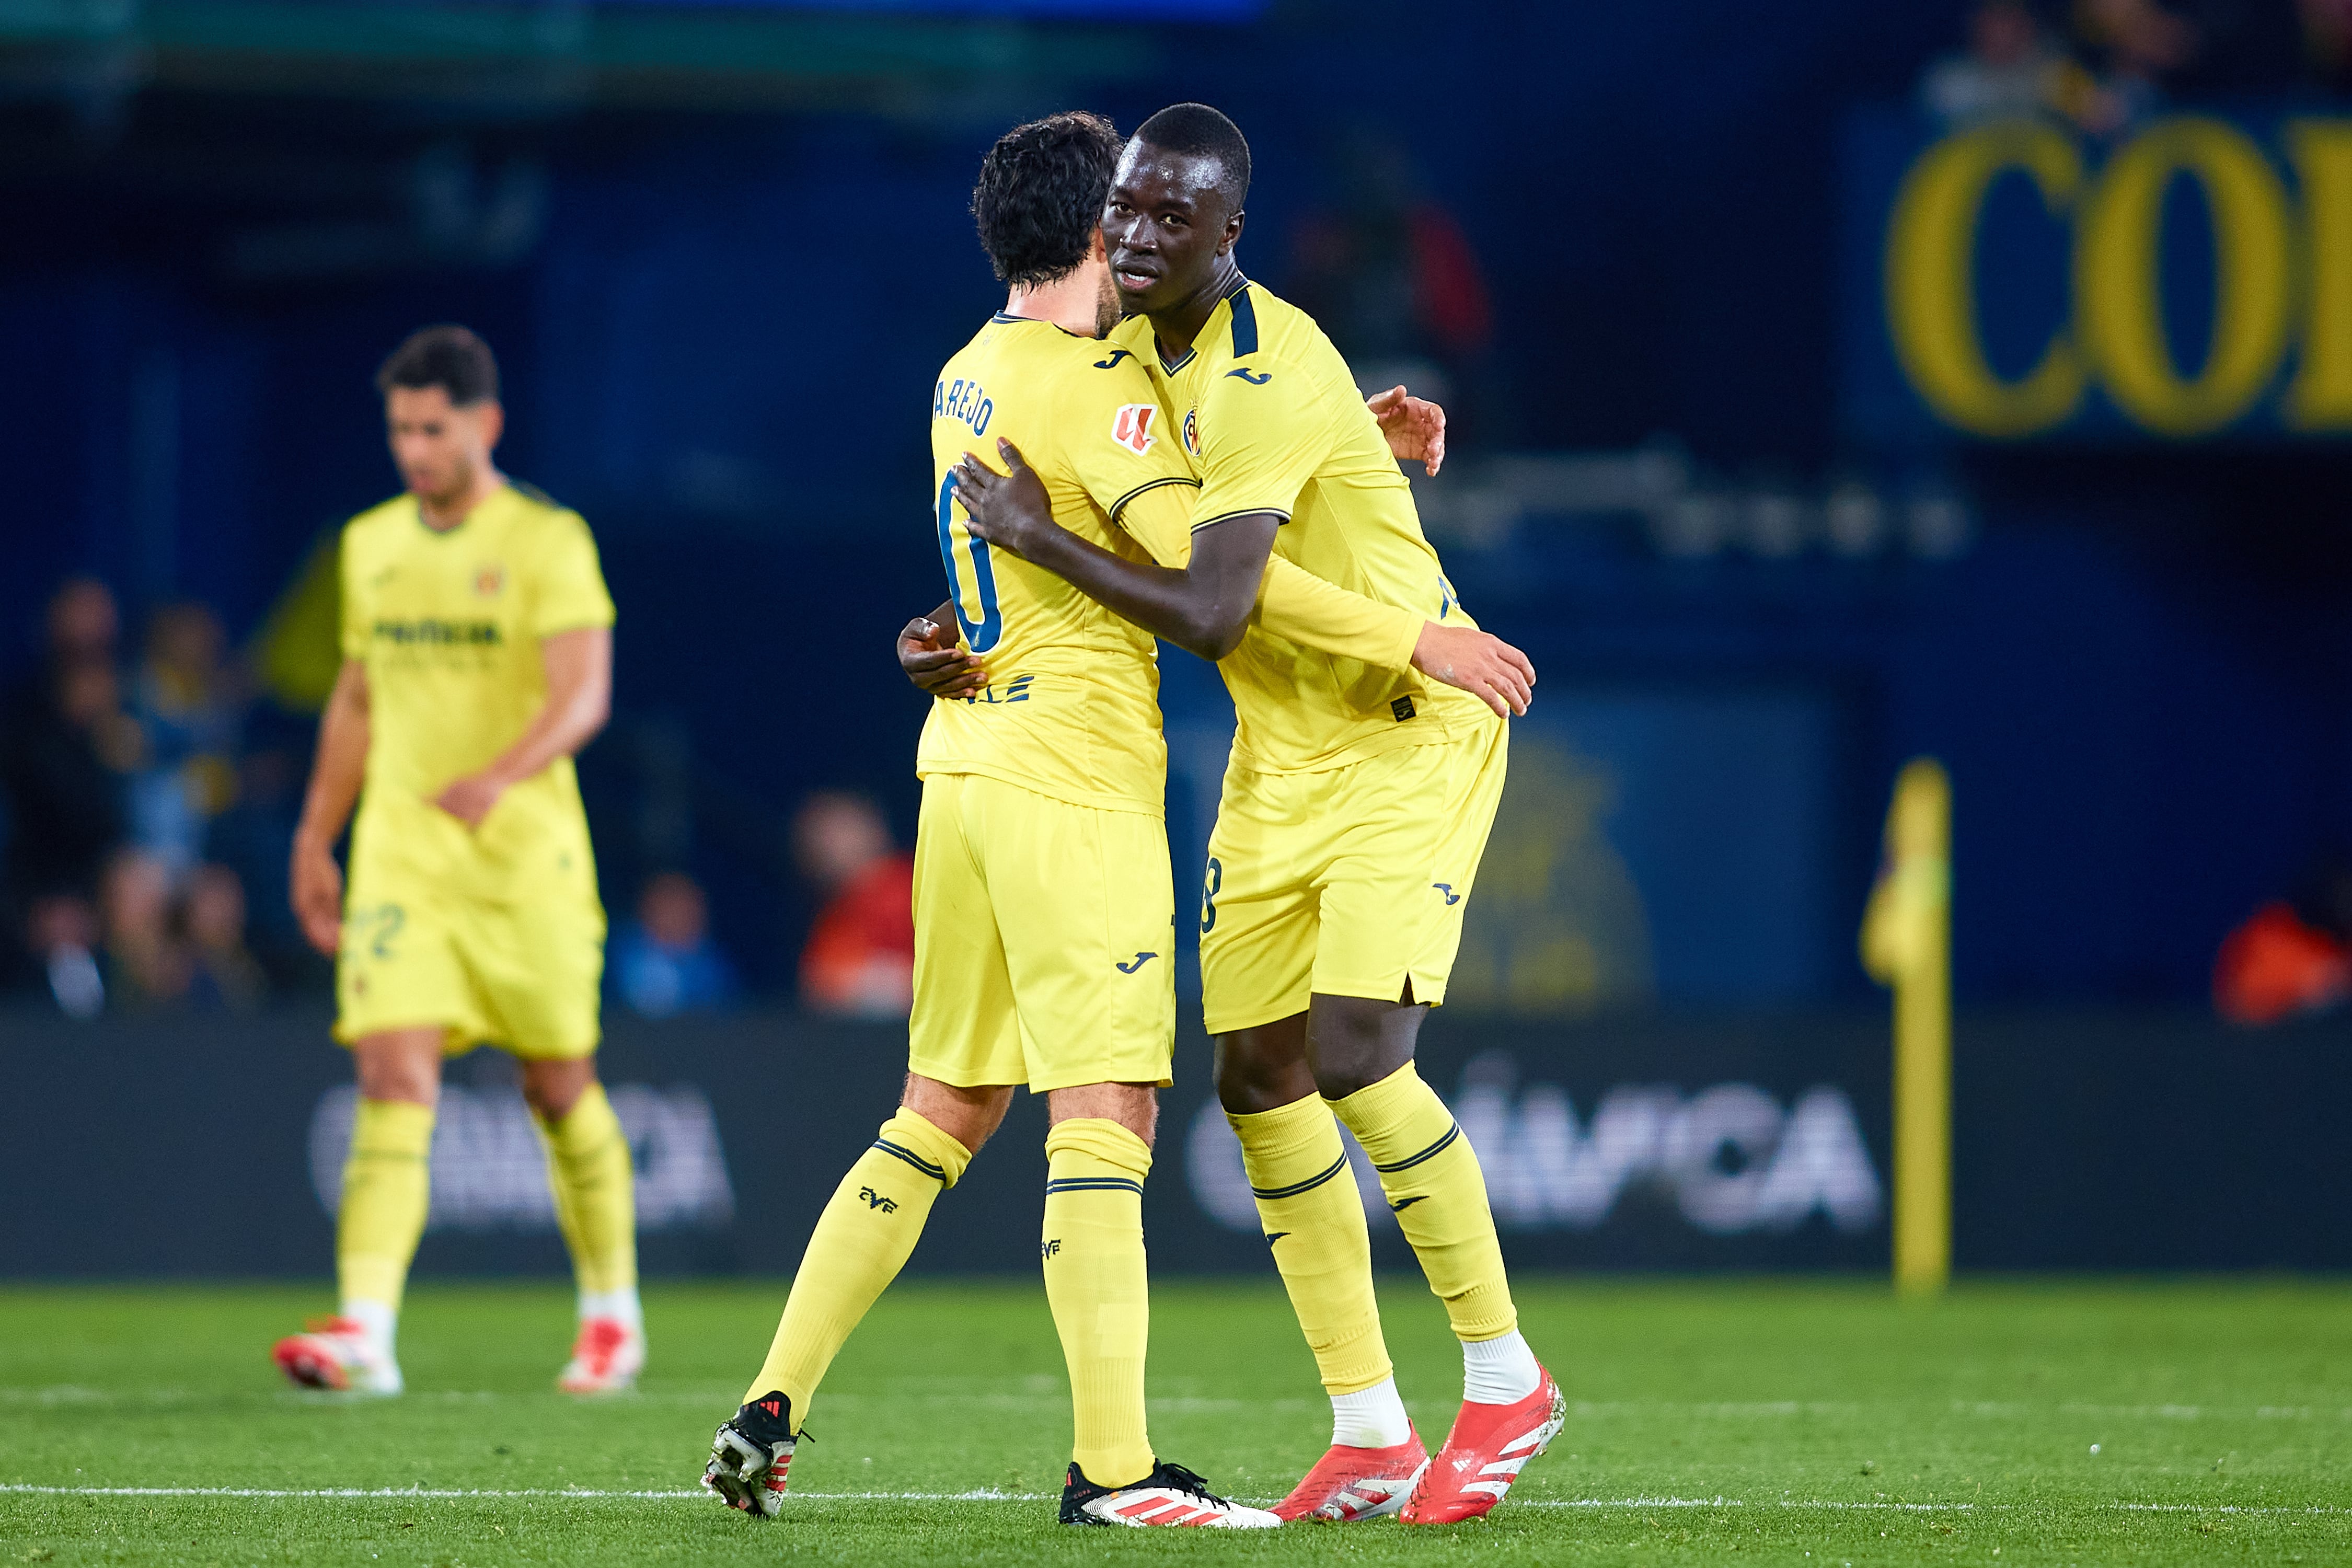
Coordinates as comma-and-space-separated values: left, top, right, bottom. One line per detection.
703, 105, 1560, 1529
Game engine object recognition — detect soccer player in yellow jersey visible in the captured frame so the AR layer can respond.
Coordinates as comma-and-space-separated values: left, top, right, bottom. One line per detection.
946, 105, 1561, 1526
269, 326, 640, 1398
702, 113, 1281, 1529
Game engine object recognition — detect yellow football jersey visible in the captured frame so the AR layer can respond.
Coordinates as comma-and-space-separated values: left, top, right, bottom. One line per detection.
920, 312, 1199, 814
1108, 281, 1489, 775
338, 482, 613, 897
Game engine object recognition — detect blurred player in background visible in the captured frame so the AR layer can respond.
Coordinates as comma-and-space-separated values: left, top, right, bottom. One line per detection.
943, 103, 1558, 1526
270, 326, 639, 1397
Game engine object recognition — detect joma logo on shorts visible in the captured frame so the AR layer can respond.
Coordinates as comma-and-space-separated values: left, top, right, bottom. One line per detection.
858, 1186, 897, 1213
1115, 951, 1159, 974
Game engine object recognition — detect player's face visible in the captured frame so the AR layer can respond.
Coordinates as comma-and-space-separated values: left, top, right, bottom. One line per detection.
385, 385, 501, 505
1104, 144, 1242, 315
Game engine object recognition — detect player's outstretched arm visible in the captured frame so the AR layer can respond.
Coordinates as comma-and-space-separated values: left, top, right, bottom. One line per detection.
896, 601, 986, 699
432, 625, 612, 828
1367, 386, 1446, 477
291, 660, 370, 956
952, 440, 1276, 662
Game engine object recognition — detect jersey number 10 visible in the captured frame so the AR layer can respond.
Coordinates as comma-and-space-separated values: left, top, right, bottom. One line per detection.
936, 475, 1004, 654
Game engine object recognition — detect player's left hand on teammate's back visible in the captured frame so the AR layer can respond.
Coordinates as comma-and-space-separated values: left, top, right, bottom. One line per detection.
898, 615, 986, 699
1411, 623, 1536, 718
1367, 386, 1446, 477
433, 770, 508, 829
950, 440, 1057, 560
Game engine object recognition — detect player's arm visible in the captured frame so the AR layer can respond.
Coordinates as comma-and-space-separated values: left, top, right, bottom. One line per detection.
896, 598, 986, 699
951, 441, 1274, 662
432, 626, 612, 827
955, 443, 1535, 713
1256, 559, 1532, 717
291, 659, 370, 957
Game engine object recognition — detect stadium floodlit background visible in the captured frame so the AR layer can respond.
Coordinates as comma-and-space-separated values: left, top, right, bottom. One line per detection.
3, 0, 2351, 1561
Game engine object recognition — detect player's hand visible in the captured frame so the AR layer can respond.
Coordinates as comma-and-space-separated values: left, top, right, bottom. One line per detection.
290, 833, 344, 958
1411, 622, 1535, 717
433, 771, 508, 829
898, 615, 986, 699
951, 440, 1059, 560
1368, 386, 1446, 477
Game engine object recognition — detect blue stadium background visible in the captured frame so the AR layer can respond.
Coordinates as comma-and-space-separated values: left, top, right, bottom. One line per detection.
4, 0, 2349, 1276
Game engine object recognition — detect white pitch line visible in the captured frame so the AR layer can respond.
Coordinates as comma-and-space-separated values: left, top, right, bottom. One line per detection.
4, 1484, 2344, 1518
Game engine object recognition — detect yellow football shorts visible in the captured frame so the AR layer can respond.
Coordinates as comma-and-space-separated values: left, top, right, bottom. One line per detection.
335, 877, 605, 1061
1197, 716, 1509, 1036
908, 770, 1175, 1093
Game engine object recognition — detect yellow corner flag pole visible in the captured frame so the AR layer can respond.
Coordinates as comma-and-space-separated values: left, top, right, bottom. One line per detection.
1860, 758, 1952, 1296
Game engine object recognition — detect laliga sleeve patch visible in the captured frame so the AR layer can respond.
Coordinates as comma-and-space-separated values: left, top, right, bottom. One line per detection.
1111, 403, 1158, 455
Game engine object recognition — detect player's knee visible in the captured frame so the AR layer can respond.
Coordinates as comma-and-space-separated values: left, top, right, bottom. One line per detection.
520, 1058, 596, 1121
1213, 1039, 1316, 1116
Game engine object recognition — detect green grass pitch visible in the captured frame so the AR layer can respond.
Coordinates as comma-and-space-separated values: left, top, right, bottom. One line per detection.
1, 1277, 2345, 1565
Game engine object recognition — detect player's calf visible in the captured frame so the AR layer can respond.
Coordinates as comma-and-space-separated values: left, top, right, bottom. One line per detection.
702, 1391, 797, 1519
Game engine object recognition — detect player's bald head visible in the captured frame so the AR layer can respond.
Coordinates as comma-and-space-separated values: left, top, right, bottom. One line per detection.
1131, 102, 1250, 217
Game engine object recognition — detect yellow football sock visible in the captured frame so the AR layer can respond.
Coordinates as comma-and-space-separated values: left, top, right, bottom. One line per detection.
1329, 1062, 1518, 1343
535, 1081, 638, 1298
1041, 1118, 1155, 1488
1227, 1096, 1393, 1396
741, 1107, 970, 1417
337, 1097, 435, 1311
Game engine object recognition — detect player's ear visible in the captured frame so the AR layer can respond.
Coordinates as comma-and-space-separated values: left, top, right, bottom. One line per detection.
1219, 208, 1246, 258
476, 400, 505, 452
1088, 226, 1108, 261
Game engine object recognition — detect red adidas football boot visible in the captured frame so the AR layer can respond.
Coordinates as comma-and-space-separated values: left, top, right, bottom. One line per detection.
1400, 1367, 1566, 1525
1271, 1427, 1431, 1521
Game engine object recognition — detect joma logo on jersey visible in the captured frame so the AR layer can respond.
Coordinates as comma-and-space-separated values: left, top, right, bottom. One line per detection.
474, 564, 504, 598
1111, 403, 1158, 455
1181, 408, 1200, 456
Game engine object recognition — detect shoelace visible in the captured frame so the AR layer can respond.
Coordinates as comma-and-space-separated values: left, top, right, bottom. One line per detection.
1154, 1464, 1231, 1508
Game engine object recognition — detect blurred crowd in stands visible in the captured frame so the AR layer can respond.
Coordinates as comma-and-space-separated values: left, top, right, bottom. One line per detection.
1922, 0, 2352, 133
1, 577, 915, 1022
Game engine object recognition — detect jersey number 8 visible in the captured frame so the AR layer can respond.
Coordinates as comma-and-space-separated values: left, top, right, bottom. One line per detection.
935, 475, 1004, 654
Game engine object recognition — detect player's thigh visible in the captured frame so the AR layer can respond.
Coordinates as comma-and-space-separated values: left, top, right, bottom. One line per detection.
468, 894, 607, 1063
1404, 718, 1509, 1007
907, 774, 1027, 1091
1197, 762, 1324, 1038
335, 882, 483, 1055
1309, 740, 1463, 1006
969, 779, 1175, 1094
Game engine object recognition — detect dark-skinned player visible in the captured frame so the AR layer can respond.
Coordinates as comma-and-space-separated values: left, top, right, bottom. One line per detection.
924, 105, 1558, 1527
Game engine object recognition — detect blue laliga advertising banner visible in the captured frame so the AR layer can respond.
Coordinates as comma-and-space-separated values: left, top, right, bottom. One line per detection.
1841, 106, 2352, 446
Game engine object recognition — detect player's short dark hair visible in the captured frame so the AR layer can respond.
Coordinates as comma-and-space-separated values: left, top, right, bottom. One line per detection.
376, 325, 499, 407
970, 111, 1124, 289
1133, 102, 1251, 212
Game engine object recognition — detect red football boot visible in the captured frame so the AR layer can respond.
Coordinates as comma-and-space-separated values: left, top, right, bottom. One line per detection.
1272, 1428, 1431, 1521
1400, 1367, 1566, 1525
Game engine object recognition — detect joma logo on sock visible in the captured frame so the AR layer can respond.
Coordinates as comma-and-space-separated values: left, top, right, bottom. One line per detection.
1041, 1238, 1062, 1259
859, 1186, 898, 1213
